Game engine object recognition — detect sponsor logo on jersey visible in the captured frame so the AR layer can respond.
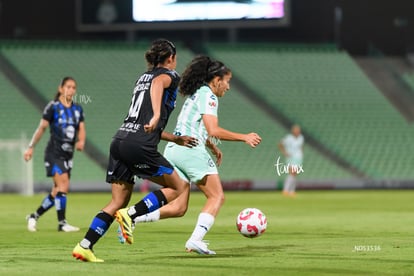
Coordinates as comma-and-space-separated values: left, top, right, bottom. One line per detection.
134, 164, 150, 169
74, 110, 81, 120
61, 143, 73, 152
65, 126, 75, 139
208, 101, 217, 107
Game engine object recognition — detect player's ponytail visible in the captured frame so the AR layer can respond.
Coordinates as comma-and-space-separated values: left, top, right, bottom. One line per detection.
179, 55, 231, 97
145, 38, 176, 69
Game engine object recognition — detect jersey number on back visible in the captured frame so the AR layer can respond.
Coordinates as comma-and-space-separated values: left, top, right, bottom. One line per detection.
127, 91, 145, 120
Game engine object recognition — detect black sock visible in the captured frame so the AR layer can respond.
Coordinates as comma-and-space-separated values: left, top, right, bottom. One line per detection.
81, 211, 114, 249
55, 192, 67, 223
130, 190, 167, 220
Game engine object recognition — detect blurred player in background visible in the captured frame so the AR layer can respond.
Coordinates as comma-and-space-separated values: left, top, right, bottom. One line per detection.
121, 55, 262, 255
72, 39, 197, 262
278, 124, 304, 197
24, 77, 85, 232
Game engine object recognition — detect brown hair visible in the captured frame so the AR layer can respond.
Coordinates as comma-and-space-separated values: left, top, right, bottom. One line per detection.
54, 76, 76, 100
145, 39, 176, 70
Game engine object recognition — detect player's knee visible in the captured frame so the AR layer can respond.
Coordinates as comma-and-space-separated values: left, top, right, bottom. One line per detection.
112, 197, 130, 209
211, 192, 225, 207
175, 204, 188, 217
176, 182, 187, 194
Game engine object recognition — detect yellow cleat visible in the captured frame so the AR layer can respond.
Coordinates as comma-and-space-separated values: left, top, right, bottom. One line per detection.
72, 243, 104, 263
115, 208, 134, 244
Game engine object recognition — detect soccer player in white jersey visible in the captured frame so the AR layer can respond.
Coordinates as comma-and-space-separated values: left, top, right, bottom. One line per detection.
121, 55, 262, 255
278, 124, 304, 196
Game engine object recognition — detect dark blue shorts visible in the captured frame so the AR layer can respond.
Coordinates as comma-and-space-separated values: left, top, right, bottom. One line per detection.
44, 153, 72, 177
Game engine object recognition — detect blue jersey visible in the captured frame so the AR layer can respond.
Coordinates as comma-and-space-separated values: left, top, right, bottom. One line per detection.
42, 100, 84, 159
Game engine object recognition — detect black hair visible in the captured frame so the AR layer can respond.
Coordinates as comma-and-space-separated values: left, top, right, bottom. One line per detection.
179, 55, 231, 96
145, 38, 177, 69
54, 76, 76, 100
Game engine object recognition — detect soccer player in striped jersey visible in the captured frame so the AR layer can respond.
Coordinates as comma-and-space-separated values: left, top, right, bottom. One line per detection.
125, 55, 262, 255
73, 39, 197, 262
24, 77, 85, 232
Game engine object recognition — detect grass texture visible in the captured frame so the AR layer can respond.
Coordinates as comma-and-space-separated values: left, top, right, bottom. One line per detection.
0, 190, 413, 275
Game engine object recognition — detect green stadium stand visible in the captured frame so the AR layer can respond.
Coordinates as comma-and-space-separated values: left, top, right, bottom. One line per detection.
402, 72, 414, 95
206, 43, 414, 180
0, 41, 358, 185
0, 71, 104, 188
0, 41, 195, 156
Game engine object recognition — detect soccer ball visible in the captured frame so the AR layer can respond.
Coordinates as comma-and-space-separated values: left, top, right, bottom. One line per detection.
236, 208, 267, 238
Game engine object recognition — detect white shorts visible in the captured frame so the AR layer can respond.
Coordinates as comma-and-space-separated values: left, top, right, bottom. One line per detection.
163, 142, 218, 183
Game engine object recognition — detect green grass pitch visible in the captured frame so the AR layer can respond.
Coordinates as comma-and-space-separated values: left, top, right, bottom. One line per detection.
0, 190, 413, 275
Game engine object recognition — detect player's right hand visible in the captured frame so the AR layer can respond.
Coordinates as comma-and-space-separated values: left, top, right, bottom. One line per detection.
244, 133, 262, 148
24, 148, 33, 161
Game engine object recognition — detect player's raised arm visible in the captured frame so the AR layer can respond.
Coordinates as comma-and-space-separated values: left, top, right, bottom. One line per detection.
202, 114, 261, 148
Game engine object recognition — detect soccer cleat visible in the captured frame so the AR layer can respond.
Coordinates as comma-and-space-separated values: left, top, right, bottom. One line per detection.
72, 243, 104, 262
58, 221, 80, 232
117, 223, 136, 244
26, 215, 37, 232
117, 225, 126, 244
115, 208, 134, 244
185, 240, 216, 255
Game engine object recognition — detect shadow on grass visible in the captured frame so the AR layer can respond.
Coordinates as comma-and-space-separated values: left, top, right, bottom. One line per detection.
156, 244, 288, 259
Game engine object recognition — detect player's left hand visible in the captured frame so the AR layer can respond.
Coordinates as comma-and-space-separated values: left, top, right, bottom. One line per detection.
75, 140, 85, 151
175, 135, 198, 148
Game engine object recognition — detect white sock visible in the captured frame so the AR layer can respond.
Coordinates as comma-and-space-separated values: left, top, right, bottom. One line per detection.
284, 174, 295, 192
283, 175, 292, 192
289, 175, 297, 192
133, 209, 160, 224
80, 239, 91, 249
189, 212, 215, 241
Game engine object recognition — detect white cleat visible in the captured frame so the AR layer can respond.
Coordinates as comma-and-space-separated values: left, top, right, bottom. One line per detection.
26, 215, 37, 232
59, 222, 80, 232
185, 240, 216, 255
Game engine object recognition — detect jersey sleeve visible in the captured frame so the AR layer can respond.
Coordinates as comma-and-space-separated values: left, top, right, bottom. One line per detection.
198, 91, 218, 117
166, 70, 180, 90
78, 105, 85, 122
42, 101, 54, 123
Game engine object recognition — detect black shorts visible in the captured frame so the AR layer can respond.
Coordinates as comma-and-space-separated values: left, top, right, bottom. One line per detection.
106, 138, 174, 184
44, 152, 72, 177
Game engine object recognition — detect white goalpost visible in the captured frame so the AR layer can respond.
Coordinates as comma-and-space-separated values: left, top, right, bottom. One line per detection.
0, 135, 33, 195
